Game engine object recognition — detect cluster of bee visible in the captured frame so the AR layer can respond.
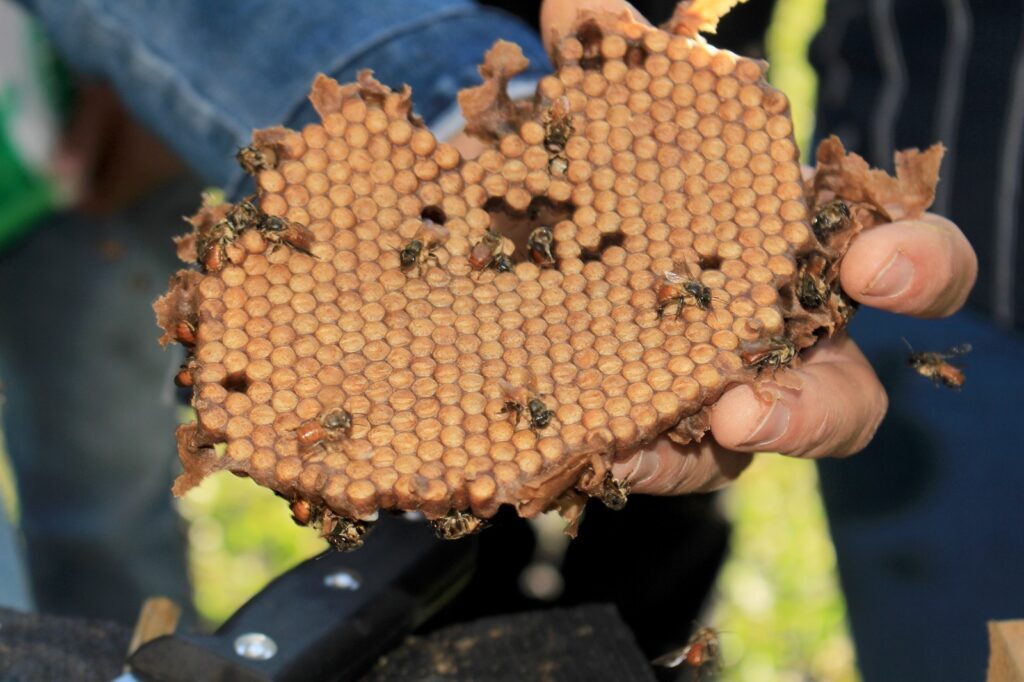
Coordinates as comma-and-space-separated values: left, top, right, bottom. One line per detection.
399, 218, 449, 275
543, 96, 574, 175
197, 199, 314, 273
905, 340, 971, 389
500, 380, 556, 432
295, 407, 355, 451
289, 498, 370, 552
653, 626, 722, 677
429, 509, 488, 540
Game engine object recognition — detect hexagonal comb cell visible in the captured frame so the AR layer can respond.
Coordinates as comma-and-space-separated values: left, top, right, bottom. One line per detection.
154, 5, 943, 548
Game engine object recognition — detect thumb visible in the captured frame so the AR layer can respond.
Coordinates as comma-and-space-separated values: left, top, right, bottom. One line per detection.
539, 0, 652, 56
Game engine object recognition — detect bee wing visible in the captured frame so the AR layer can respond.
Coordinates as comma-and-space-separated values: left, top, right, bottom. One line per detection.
419, 220, 449, 245
284, 222, 316, 254
551, 95, 571, 119
651, 647, 688, 668
663, 270, 686, 284
949, 343, 972, 356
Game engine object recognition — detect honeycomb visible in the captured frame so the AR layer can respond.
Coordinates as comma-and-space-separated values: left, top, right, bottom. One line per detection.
155, 7, 941, 543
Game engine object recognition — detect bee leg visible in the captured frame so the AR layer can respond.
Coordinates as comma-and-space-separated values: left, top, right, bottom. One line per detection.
675, 297, 685, 318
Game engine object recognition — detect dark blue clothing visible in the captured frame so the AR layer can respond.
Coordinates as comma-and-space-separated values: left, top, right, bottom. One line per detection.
813, 1, 1024, 678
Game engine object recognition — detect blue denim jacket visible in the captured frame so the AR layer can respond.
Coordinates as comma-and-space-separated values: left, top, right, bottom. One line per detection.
21, 0, 549, 192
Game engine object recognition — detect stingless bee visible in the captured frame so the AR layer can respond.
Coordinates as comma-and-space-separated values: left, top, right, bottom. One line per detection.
811, 199, 851, 243
904, 340, 971, 389
322, 513, 370, 552
796, 254, 830, 309
225, 199, 262, 231
656, 266, 719, 318
400, 219, 448, 274
235, 144, 276, 175
741, 337, 797, 374
174, 320, 197, 346
429, 509, 488, 540
527, 226, 556, 268
196, 220, 237, 273
174, 358, 196, 388
596, 473, 629, 511
500, 379, 555, 432
652, 626, 722, 677
295, 407, 354, 450
287, 500, 370, 551
469, 230, 513, 273
543, 96, 574, 155
258, 213, 315, 255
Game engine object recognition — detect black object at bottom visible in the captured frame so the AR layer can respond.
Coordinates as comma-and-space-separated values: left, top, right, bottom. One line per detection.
364, 604, 655, 682
128, 515, 476, 682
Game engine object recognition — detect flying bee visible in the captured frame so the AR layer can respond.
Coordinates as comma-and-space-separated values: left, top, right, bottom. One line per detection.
741, 337, 797, 374
652, 626, 722, 677
527, 226, 556, 267
543, 95, 574, 155
400, 219, 449, 274
656, 268, 720, 318
811, 199, 851, 243
235, 144, 275, 175
469, 230, 513, 273
796, 254, 830, 309
596, 473, 629, 511
430, 510, 487, 540
258, 213, 315, 255
904, 340, 971, 389
500, 380, 555, 432
295, 407, 354, 450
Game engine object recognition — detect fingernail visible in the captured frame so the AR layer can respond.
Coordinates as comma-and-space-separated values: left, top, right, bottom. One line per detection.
611, 450, 659, 486
738, 399, 791, 448
863, 250, 914, 297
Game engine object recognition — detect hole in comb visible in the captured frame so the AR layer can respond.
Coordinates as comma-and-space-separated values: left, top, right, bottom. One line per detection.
580, 232, 625, 262
484, 196, 574, 266
576, 21, 604, 71
698, 254, 722, 270
222, 373, 250, 394
421, 205, 447, 225
624, 43, 648, 68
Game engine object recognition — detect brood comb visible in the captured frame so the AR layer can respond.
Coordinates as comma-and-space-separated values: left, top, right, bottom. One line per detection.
155, 3, 942, 548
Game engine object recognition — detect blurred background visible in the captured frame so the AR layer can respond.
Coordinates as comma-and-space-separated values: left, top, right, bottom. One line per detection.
0, 0, 856, 678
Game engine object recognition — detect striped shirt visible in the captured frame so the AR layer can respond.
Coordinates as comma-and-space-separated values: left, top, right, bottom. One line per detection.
812, 0, 1024, 329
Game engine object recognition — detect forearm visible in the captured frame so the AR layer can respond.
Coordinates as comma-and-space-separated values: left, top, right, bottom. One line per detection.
21, 0, 549, 190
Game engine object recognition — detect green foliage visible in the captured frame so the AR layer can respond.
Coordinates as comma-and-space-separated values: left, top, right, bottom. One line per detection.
177, 470, 325, 627
709, 456, 860, 682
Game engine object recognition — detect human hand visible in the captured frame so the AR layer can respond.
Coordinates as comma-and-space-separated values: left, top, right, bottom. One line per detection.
539, 0, 978, 494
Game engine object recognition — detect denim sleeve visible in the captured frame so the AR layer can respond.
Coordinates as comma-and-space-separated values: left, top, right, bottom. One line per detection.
21, 0, 550, 190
